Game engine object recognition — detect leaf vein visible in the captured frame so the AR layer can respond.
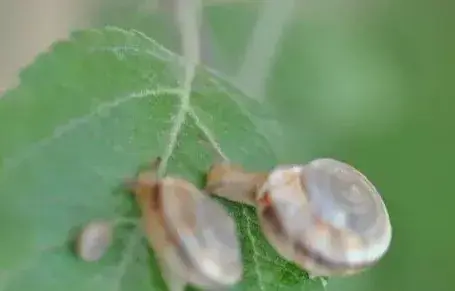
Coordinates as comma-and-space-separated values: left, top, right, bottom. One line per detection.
243, 207, 266, 291
190, 109, 267, 289
111, 226, 142, 291
86, 27, 178, 63
157, 90, 191, 177
0, 87, 180, 181
188, 107, 227, 160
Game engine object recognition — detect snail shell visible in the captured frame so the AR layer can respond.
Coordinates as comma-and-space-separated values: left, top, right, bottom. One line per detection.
160, 177, 243, 286
255, 158, 392, 276
76, 220, 113, 262
131, 167, 243, 290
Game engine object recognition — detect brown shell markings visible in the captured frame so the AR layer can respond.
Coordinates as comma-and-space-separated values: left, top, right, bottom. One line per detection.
128, 157, 243, 291
205, 158, 392, 277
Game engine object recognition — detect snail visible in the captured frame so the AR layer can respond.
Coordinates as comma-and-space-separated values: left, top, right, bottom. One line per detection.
127, 157, 243, 291
76, 220, 113, 262
205, 158, 392, 277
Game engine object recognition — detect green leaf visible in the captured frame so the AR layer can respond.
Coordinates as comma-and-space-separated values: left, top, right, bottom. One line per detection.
0, 27, 324, 291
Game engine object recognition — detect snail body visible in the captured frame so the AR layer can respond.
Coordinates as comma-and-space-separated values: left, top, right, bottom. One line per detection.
129, 158, 243, 291
205, 158, 392, 277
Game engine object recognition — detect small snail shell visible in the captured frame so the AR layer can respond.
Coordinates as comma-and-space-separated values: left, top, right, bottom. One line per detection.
76, 220, 113, 262
205, 158, 392, 277
129, 158, 243, 291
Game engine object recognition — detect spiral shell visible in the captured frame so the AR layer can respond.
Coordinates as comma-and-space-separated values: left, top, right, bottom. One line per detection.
255, 158, 392, 276
158, 177, 243, 287
131, 161, 243, 290
76, 220, 113, 262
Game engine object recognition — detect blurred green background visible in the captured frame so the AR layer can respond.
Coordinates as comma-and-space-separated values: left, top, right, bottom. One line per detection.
1, 0, 454, 291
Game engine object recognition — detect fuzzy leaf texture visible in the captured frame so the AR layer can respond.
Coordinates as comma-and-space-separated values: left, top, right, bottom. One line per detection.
0, 27, 325, 291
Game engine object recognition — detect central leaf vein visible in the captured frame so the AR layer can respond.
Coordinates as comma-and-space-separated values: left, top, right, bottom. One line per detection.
188, 112, 266, 288
157, 92, 190, 177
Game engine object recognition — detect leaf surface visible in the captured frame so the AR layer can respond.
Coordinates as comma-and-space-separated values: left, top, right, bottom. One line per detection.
0, 27, 324, 291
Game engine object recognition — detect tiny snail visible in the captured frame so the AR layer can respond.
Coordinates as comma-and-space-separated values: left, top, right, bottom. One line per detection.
205, 158, 392, 277
76, 220, 113, 262
127, 157, 243, 291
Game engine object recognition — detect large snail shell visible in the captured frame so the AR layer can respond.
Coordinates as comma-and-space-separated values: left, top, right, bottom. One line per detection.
159, 177, 243, 287
256, 158, 392, 276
